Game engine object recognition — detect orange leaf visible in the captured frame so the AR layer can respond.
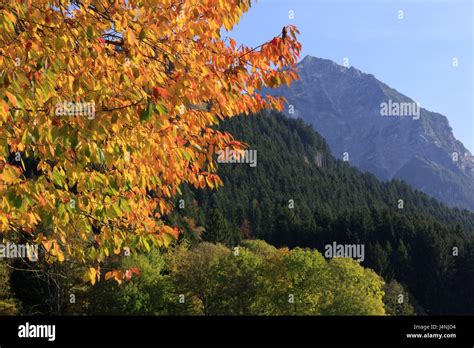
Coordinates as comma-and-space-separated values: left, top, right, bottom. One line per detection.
154, 87, 169, 99
4, 91, 17, 108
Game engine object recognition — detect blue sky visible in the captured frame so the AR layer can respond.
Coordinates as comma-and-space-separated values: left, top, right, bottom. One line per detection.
228, 0, 473, 151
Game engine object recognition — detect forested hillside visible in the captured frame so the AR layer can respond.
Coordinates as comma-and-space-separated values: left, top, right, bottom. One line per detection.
267, 56, 474, 211
171, 111, 474, 315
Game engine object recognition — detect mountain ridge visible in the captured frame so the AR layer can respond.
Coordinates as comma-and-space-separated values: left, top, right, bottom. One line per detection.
265, 55, 474, 211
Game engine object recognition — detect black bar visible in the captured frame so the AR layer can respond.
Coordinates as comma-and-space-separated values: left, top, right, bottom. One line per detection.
0, 316, 473, 346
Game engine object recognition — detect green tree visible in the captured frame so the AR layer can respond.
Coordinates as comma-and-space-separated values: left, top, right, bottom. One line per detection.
166, 242, 230, 315
87, 250, 171, 315
324, 258, 385, 315
383, 280, 416, 316
165, 240, 386, 316
202, 208, 234, 246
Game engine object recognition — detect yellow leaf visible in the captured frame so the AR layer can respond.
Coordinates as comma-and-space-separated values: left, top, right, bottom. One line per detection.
89, 267, 97, 285
57, 249, 65, 262
0, 165, 21, 184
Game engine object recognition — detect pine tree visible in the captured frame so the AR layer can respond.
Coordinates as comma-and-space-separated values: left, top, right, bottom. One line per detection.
202, 208, 233, 246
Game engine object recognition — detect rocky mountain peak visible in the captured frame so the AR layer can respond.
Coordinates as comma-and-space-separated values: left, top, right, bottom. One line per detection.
267, 55, 474, 210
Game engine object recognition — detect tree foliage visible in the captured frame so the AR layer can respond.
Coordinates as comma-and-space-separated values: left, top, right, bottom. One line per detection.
383, 280, 417, 316
88, 249, 171, 315
88, 240, 386, 316
0, 260, 18, 315
0, 1, 301, 282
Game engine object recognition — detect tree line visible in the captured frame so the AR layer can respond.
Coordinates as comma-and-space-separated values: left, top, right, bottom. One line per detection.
171, 111, 474, 315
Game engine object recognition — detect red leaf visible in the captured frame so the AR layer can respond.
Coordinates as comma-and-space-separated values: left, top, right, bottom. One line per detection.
153, 87, 169, 99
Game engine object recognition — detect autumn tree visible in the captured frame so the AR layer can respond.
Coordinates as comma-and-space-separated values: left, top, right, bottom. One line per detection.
0, 0, 301, 282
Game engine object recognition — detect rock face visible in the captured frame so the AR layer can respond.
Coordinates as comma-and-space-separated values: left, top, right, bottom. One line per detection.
267, 55, 474, 211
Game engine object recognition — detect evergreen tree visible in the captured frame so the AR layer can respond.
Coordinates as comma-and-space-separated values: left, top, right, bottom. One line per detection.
202, 208, 233, 246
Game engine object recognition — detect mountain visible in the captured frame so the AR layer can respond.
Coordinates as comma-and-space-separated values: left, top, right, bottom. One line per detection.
172, 111, 474, 315
265, 55, 474, 211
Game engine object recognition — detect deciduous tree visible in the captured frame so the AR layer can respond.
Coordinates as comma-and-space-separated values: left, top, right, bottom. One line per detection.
0, 0, 301, 282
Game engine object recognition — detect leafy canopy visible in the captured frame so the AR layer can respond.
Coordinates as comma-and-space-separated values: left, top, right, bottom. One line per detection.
0, 0, 301, 283
89, 240, 386, 316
